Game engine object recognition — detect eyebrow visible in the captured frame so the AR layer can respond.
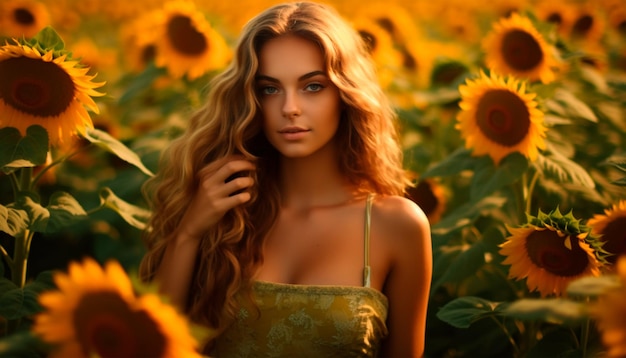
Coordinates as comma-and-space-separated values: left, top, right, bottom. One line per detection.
255, 70, 327, 83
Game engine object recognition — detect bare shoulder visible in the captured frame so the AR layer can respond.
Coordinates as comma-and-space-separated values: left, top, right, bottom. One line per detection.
372, 195, 430, 248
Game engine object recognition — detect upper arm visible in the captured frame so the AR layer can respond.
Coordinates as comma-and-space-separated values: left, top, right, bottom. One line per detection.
380, 196, 433, 357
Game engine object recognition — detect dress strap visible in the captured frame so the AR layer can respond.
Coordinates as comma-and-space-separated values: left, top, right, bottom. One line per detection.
363, 193, 375, 287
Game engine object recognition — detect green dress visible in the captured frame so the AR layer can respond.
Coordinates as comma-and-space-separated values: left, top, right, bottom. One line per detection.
211, 195, 388, 357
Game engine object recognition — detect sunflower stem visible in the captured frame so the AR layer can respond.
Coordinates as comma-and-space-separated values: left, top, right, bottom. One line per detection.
9, 172, 20, 198
0, 244, 12, 267
514, 177, 526, 225
11, 230, 33, 288
19, 167, 33, 192
489, 316, 521, 356
525, 170, 540, 215
31, 146, 88, 187
580, 317, 590, 357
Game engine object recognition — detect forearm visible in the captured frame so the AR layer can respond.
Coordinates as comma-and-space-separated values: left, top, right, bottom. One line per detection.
155, 233, 200, 311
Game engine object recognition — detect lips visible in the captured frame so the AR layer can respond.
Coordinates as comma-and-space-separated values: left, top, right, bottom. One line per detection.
278, 126, 310, 134
278, 126, 310, 141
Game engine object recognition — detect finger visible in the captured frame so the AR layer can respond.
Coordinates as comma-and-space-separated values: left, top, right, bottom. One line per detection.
215, 160, 256, 184
223, 176, 254, 197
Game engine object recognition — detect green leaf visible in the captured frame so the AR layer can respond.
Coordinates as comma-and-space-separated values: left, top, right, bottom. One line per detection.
0, 277, 18, 297
99, 187, 151, 230
503, 298, 586, 325
566, 275, 621, 297
0, 126, 49, 170
82, 128, 154, 177
548, 88, 598, 123
0, 330, 47, 358
118, 62, 168, 105
15, 195, 49, 233
436, 296, 505, 328
612, 177, 626, 186
535, 149, 595, 188
0, 205, 28, 236
31, 26, 65, 51
421, 148, 476, 178
44, 192, 88, 233
0, 272, 55, 320
432, 196, 507, 236
470, 152, 528, 201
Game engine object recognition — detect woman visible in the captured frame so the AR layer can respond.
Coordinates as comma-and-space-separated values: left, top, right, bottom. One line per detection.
139, 2, 432, 357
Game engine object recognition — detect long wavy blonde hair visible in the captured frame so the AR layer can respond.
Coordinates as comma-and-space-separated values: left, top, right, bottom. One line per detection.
139, 0, 410, 336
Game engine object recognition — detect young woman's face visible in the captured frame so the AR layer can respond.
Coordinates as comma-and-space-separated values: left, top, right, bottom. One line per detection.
256, 35, 342, 159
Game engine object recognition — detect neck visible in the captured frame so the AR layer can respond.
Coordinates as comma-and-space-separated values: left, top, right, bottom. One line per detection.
277, 141, 355, 210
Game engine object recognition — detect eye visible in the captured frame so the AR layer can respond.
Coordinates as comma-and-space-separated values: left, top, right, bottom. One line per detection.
305, 83, 324, 92
259, 86, 279, 95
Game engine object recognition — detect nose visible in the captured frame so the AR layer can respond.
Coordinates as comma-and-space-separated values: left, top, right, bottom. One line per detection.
282, 90, 301, 119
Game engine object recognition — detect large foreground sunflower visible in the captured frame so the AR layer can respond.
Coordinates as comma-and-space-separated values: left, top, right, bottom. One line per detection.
588, 200, 626, 266
149, 1, 231, 80
33, 258, 201, 358
0, 39, 104, 147
499, 209, 602, 297
482, 13, 559, 84
456, 71, 547, 165
591, 256, 626, 357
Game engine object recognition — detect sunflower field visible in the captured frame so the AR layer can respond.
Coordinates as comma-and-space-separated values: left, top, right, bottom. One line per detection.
1, 0, 625, 356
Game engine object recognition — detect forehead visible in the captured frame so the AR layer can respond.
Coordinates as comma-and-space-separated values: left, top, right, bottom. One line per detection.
258, 35, 326, 77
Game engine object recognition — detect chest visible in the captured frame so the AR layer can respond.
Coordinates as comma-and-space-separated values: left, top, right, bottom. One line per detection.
257, 205, 368, 286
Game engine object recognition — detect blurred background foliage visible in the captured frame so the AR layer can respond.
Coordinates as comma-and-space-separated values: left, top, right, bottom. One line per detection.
1, 0, 625, 356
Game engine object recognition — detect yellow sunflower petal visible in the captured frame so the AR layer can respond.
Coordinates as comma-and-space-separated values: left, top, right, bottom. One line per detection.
148, 0, 232, 80
0, 0, 51, 38
588, 200, 626, 265
499, 225, 600, 296
456, 71, 547, 165
32, 258, 201, 358
0, 42, 104, 148
482, 13, 560, 84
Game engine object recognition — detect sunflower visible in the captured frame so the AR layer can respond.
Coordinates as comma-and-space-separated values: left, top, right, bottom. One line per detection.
33, 258, 201, 358
0, 41, 104, 148
149, 1, 231, 80
0, 0, 50, 38
349, 16, 403, 88
482, 12, 559, 84
591, 256, 626, 357
405, 178, 447, 224
455, 71, 546, 165
533, 0, 577, 37
499, 208, 602, 297
568, 3, 606, 44
588, 200, 626, 266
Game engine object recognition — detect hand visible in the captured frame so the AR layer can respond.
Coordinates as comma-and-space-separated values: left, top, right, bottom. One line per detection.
177, 156, 256, 240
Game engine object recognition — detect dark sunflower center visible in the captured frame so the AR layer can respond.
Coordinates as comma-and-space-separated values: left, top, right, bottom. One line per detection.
598, 216, 626, 264
376, 18, 396, 38
405, 180, 440, 219
401, 48, 417, 71
546, 13, 562, 26
141, 44, 156, 65
0, 56, 74, 117
618, 20, 626, 36
167, 15, 208, 56
358, 30, 377, 53
431, 62, 467, 87
525, 230, 590, 276
475, 89, 530, 147
501, 29, 543, 71
73, 292, 166, 358
572, 15, 593, 37
14, 8, 35, 25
